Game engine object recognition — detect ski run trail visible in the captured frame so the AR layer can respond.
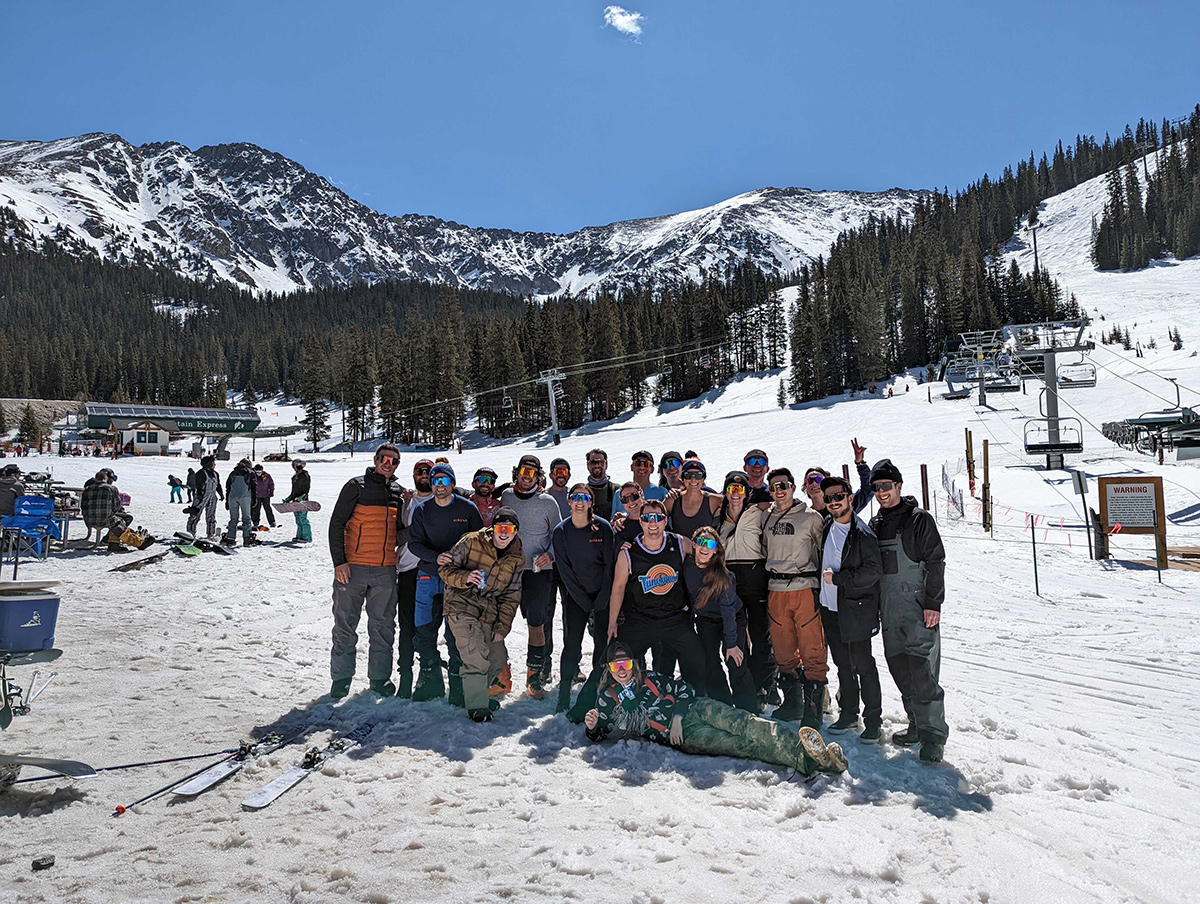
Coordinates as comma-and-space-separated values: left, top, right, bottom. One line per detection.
5, 159, 1200, 904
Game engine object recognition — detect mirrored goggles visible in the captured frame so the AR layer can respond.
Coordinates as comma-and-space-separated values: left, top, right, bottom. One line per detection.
744, 456, 768, 468
474, 474, 496, 485
639, 512, 667, 523
661, 458, 682, 470
823, 491, 849, 503
805, 474, 825, 485
552, 467, 570, 478
431, 475, 453, 487
682, 470, 705, 480
725, 484, 747, 496
517, 466, 539, 479
694, 536, 719, 551
619, 492, 642, 504
375, 454, 399, 465
608, 659, 634, 674
568, 493, 593, 504
494, 522, 518, 536
769, 480, 793, 492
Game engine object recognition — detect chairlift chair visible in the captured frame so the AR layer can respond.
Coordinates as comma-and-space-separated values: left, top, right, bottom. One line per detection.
1024, 418, 1084, 456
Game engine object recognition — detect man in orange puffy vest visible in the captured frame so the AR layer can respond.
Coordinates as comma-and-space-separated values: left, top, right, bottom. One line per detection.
328, 443, 406, 699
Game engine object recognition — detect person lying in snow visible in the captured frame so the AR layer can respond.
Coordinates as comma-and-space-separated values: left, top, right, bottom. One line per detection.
582, 640, 846, 778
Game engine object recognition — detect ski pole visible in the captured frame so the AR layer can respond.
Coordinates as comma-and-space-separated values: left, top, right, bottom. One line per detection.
112, 752, 239, 816
14, 747, 242, 785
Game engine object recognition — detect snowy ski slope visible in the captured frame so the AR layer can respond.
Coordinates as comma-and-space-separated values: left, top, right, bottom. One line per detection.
3, 156, 1200, 903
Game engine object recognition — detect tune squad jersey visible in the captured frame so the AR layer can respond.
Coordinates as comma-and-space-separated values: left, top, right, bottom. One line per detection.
623, 532, 689, 622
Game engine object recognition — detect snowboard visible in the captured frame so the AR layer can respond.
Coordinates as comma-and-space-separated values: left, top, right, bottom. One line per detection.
0, 754, 97, 779
241, 722, 373, 811
192, 538, 235, 556
110, 550, 170, 573
274, 501, 321, 513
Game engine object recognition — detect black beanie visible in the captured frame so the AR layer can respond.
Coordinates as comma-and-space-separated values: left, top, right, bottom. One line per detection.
869, 459, 903, 484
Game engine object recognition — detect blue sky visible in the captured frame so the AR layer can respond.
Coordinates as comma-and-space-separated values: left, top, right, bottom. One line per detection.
3, 2, 1198, 233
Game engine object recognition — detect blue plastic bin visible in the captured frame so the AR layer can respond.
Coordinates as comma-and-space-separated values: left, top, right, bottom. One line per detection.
0, 592, 60, 654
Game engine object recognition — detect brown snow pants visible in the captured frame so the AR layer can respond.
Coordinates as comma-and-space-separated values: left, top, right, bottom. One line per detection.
767, 588, 828, 681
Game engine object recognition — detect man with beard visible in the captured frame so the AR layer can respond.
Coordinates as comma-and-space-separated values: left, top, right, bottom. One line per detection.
500, 454, 564, 699
471, 466, 502, 526
584, 449, 617, 520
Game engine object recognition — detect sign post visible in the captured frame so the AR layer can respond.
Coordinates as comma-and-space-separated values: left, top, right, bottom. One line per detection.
1070, 469, 1093, 560
1098, 477, 1167, 570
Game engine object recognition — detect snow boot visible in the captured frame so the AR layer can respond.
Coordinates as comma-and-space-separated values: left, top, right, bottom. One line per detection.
397, 669, 413, 700
555, 682, 573, 714
330, 678, 352, 699
772, 675, 803, 722
411, 667, 445, 702
369, 679, 396, 697
828, 710, 860, 734
469, 708, 492, 723
859, 722, 882, 744
243, 535, 262, 547
526, 645, 546, 700
800, 680, 826, 731
919, 740, 945, 763
489, 664, 512, 697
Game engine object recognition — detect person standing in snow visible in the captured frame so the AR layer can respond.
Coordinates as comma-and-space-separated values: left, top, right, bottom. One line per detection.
657, 450, 685, 492
251, 464, 277, 530
817, 475, 883, 744
761, 467, 827, 729
440, 507, 525, 722
408, 462, 483, 704
583, 449, 617, 520
185, 467, 197, 506
0, 464, 26, 517
552, 483, 615, 718
583, 640, 845, 779
868, 460, 948, 764
742, 450, 772, 504
187, 455, 223, 540
611, 450, 668, 516
546, 458, 572, 521
470, 467, 503, 527
224, 458, 259, 547
499, 454, 565, 700
168, 474, 184, 504
282, 459, 312, 542
327, 444, 405, 699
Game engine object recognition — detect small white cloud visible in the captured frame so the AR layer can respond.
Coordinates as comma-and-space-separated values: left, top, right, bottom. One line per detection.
603, 5, 644, 38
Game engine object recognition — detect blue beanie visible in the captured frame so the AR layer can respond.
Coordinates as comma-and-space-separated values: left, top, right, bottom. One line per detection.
430, 462, 456, 483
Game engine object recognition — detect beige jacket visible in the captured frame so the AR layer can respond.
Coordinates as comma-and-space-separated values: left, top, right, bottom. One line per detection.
762, 499, 824, 592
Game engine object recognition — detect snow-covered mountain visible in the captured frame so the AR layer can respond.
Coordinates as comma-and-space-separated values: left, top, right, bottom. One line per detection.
0, 133, 922, 295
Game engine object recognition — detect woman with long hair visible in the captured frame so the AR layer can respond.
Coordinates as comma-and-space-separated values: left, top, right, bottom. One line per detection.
686, 526, 760, 712
718, 470, 776, 709
551, 482, 615, 717
583, 640, 846, 778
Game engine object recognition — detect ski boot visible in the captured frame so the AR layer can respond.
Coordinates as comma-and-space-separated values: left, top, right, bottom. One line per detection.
489, 664, 512, 697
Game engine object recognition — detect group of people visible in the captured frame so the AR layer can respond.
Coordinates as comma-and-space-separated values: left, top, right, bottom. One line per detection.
182, 456, 312, 545
329, 442, 949, 775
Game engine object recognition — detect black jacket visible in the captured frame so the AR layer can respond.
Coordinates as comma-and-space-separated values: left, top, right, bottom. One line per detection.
869, 496, 946, 611
551, 516, 615, 612
820, 514, 882, 643
285, 468, 311, 501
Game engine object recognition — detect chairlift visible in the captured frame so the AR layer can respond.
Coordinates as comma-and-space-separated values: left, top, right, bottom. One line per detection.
699, 355, 712, 368
1058, 363, 1097, 389
1024, 418, 1084, 456
501, 388, 514, 410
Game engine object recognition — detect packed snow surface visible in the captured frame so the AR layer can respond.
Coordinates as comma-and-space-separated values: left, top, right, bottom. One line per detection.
5, 157, 1200, 903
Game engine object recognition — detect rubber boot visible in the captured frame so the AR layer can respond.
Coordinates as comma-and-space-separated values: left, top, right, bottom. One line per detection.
412, 666, 445, 702
526, 645, 546, 700
772, 674, 804, 722
800, 680, 825, 730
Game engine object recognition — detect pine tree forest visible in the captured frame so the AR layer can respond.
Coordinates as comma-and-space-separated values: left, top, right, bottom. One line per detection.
1, 108, 1191, 438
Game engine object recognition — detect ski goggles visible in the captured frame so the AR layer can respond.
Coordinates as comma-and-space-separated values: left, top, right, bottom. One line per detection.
608, 659, 634, 674
431, 476, 454, 487
619, 491, 642, 504
681, 469, 705, 480
568, 493, 593, 504
493, 522, 518, 537
694, 536, 719, 551
744, 456, 768, 468
639, 512, 667, 523
474, 474, 496, 485
871, 481, 897, 493
661, 458, 682, 470
725, 484, 747, 496
823, 491, 850, 504
517, 466, 539, 479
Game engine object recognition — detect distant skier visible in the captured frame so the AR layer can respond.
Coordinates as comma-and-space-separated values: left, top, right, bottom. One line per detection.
168, 474, 184, 504
187, 456, 223, 540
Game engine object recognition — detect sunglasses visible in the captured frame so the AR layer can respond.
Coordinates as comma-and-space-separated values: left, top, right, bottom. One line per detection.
640, 513, 667, 523
619, 492, 642, 504
568, 493, 593, 503
517, 466, 538, 479
494, 522, 517, 536
694, 536, 719, 551
608, 659, 634, 674
552, 467, 570, 477
474, 475, 496, 485
431, 476, 453, 487
375, 454, 399, 464
414, 467, 431, 475
823, 491, 849, 503
662, 458, 682, 469
770, 480, 793, 492
744, 457, 768, 468
872, 481, 897, 493
805, 474, 825, 485
682, 470, 705, 480
725, 484, 747, 496
632, 458, 653, 467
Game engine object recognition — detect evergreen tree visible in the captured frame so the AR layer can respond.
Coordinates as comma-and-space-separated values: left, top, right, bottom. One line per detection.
17, 404, 40, 444
299, 340, 331, 450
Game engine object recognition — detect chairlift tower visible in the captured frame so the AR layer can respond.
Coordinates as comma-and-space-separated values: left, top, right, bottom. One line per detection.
1008, 320, 1094, 469
537, 369, 565, 446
